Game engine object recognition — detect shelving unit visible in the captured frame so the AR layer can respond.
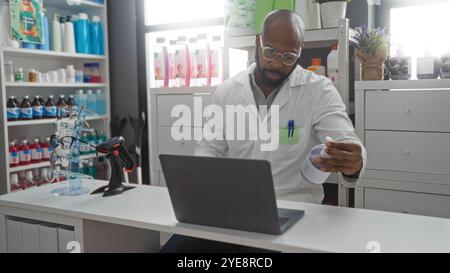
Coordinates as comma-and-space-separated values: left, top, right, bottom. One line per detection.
0, 0, 111, 194
223, 19, 355, 207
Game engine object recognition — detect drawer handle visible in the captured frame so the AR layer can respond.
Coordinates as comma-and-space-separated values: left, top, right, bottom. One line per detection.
404, 108, 411, 114
403, 149, 411, 156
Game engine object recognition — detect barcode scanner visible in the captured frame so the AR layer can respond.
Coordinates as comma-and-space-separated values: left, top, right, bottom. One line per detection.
91, 136, 136, 197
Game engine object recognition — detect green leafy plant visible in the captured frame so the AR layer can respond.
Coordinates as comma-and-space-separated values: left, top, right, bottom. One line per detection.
314, 0, 352, 4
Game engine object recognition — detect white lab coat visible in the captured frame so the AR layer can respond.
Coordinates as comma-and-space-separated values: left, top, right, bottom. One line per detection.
195, 64, 367, 204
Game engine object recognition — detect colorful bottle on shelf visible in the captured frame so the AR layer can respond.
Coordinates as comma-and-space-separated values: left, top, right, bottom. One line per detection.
45, 95, 57, 118
86, 90, 96, 114
37, 9, 50, 50
76, 13, 92, 54
20, 96, 33, 120
188, 37, 198, 87
30, 138, 43, 164
168, 40, 178, 88
19, 140, 31, 166
42, 137, 53, 161
209, 35, 223, 86
95, 89, 106, 115
175, 36, 191, 87
57, 95, 67, 117
74, 89, 87, 107
60, 16, 66, 52
90, 15, 104, 55
7, 96, 20, 121
10, 173, 21, 192
9, 141, 20, 168
32, 95, 44, 119
195, 34, 210, 87
154, 37, 169, 88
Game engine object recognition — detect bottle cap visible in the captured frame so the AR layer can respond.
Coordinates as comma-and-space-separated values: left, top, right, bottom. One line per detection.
78, 13, 88, 20
92, 15, 101, 22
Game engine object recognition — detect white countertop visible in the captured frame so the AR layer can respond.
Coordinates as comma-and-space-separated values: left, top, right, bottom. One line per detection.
1, 180, 450, 253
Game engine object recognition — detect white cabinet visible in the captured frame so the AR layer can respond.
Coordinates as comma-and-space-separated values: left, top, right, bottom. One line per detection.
149, 88, 214, 186
355, 79, 450, 218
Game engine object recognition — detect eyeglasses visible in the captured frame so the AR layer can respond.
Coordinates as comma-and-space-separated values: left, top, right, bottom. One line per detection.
259, 36, 300, 66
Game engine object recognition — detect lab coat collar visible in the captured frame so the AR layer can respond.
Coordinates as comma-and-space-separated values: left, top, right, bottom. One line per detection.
235, 63, 309, 119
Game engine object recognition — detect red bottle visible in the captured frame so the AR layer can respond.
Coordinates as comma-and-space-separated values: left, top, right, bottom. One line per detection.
19, 140, 31, 166
9, 141, 20, 168
30, 138, 43, 164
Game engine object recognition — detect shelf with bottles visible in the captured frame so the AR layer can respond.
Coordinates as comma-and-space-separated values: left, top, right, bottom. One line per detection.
147, 26, 224, 90
9, 154, 109, 193
6, 91, 108, 125
1, 47, 107, 60
3, 60, 105, 87
8, 131, 108, 174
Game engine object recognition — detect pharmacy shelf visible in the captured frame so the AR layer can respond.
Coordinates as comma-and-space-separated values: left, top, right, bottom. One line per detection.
2, 47, 106, 61
5, 82, 107, 88
355, 79, 450, 91
44, 0, 105, 11
8, 154, 105, 173
7, 115, 109, 127
225, 25, 356, 50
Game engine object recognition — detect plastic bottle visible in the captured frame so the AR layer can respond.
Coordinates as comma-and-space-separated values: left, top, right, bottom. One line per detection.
80, 133, 90, 155
45, 95, 58, 118
40, 168, 50, 185
7, 96, 20, 121
37, 9, 50, 50
301, 139, 333, 185
59, 16, 66, 51
9, 141, 20, 168
30, 138, 43, 164
25, 171, 36, 188
195, 34, 210, 87
175, 36, 190, 87
41, 137, 52, 161
19, 140, 31, 166
20, 96, 33, 120
74, 89, 87, 107
90, 15, 104, 55
417, 47, 439, 80
98, 130, 107, 145
57, 95, 67, 117
15, 68, 24, 82
86, 90, 96, 114
32, 168, 43, 186
87, 160, 97, 178
51, 14, 62, 51
66, 65, 76, 83
209, 35, 223, 86
5, 61, 15, 82
327, 44, 339, 87
168, 40, 178, 88
95, 89, 106, 115
66, 94, 76, 109
307, 58, 326, 76
76, 13, 92, 54
64, 16, 76, 54
10, 173, 21, 192
154, 37, 169, 88
32, 95, 44, 119
188, 37, 198, 87
389, 45, 411, 80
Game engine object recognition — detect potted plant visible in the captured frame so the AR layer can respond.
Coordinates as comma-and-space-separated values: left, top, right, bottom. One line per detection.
314, 0, 351, 28
352, 25, 389, 81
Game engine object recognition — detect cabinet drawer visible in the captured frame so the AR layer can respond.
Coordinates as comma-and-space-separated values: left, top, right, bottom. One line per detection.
364, 187, 450, 218
157, 94, 211, 126
366, 91, 450, 132
157, 126, 199, 156
366, 131, 450, 175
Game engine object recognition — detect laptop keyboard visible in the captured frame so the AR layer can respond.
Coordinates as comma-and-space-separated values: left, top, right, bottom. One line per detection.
279, 217, 289, 226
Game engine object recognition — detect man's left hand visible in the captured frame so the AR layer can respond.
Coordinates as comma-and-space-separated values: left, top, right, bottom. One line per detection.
317, 141, 363, 177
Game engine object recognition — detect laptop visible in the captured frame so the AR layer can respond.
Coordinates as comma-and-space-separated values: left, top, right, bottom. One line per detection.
159, 154, 305, 235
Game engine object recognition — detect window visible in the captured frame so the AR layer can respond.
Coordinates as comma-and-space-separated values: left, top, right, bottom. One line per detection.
390, 2, 450, 57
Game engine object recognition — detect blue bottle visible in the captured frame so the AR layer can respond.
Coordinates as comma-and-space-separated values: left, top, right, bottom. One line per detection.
22, 42, 36, 49
90, 15, 104, 55
37, 9, 49, 50
75, 13, 91, 54
95, 89, 105, 115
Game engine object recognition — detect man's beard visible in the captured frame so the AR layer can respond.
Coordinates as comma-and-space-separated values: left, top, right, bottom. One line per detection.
255, 47, 297, 89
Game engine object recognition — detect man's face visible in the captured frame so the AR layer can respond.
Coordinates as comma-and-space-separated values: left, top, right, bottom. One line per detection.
255, 26, 302, 88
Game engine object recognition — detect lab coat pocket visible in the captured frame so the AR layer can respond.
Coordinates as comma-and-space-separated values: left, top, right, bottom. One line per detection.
280, 126, 301, 145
